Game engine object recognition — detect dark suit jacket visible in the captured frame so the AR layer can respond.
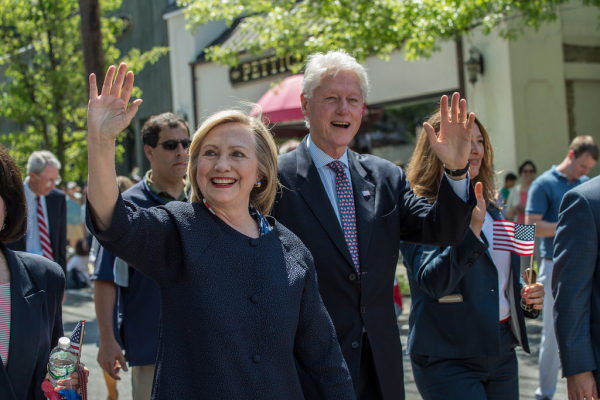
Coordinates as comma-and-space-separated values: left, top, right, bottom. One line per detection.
400, 206, 538, 360
553, 175, 600, 382
6, 189, 67, 273
88, 197, 355, 399
272, 138, 475, 399
0, 243, 65, 400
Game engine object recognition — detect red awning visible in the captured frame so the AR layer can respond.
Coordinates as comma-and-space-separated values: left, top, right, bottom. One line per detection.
255, 74, 304, 124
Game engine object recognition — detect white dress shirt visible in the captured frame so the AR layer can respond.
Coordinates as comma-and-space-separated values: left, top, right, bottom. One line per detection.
482, 211, 512, 321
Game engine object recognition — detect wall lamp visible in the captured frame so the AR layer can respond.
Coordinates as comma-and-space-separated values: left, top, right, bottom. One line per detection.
465, 48, 484, 84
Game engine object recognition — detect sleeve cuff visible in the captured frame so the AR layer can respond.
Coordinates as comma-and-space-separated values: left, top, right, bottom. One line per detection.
444, 173, 470, 202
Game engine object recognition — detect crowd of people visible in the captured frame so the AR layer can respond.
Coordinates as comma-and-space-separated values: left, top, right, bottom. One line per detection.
0, 50, 598, 400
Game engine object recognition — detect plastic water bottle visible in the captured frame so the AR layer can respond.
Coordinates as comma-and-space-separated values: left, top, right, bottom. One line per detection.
48, 337, 77, 387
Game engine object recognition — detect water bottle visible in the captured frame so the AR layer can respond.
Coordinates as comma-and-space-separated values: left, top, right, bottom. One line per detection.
48, 337, 77, 387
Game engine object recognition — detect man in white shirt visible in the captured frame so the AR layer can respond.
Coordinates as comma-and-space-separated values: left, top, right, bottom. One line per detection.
7, 151, 67, 273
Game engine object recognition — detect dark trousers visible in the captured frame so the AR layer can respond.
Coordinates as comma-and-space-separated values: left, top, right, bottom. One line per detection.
358, 333, 384, 400
410, 321, 519, 400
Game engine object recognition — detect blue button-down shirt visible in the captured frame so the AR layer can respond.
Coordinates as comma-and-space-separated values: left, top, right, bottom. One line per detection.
525, 165, 589, 258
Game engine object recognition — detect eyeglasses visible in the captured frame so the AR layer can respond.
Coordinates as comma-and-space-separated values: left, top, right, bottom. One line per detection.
522, 169, 536, 174
36, 173, 62, 187
156, 139, 192, 151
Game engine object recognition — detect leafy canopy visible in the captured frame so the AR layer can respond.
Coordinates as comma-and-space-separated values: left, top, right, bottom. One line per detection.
179, 0, 600, 65
0, 0, 168, 181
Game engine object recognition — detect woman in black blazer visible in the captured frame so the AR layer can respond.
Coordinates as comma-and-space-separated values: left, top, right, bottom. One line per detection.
0, 145, 86, 400
399, 112, 545, 400
85, 64, 354, 399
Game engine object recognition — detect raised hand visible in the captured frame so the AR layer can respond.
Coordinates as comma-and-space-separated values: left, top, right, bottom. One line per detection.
88, 63, 142, 142
424, 93, 475, 171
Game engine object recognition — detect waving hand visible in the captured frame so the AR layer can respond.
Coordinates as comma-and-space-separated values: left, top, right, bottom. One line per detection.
424, 93, 475, 172
88, 63, 142, 142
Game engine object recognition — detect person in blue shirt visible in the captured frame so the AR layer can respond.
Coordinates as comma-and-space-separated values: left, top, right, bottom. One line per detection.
525, 135, 598, 400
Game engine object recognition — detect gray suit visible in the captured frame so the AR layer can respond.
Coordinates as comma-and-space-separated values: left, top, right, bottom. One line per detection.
553, 175, 600, 383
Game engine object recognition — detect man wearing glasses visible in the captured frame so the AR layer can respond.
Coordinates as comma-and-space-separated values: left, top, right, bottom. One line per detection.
92, 112, 191, 400
7, 150, 67, 274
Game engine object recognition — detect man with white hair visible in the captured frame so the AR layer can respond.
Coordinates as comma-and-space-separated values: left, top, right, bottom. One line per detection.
7, 150, 67, 273
272, 50, 477, 399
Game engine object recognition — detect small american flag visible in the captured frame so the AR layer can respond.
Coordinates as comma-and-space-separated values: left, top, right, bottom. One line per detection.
69, 320, 85, 357
492, 220, 536, 256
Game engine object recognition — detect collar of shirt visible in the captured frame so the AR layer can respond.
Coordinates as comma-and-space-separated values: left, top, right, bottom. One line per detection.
307, 135, 350, 170
144, 170, 188, 203
550, 165, 586, 186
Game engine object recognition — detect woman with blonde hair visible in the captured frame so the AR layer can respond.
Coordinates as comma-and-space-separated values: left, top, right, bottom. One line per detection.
85, 63, 354, 399
400, 111, 545, 399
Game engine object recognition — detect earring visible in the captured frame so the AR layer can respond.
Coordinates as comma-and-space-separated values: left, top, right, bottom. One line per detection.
254, 180, 262, 188
1, 223, 5, 231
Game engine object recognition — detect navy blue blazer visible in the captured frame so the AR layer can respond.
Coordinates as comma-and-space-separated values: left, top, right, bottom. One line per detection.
273, 137, 476, 399
553, 176, 600, 382
88, 196, 355, 399
6, 189, 68, 273
0, 244, 65, 400
400, 206, 538, 359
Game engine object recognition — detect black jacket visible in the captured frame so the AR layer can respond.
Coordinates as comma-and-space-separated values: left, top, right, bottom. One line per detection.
0, 244, 65, 400
89, 196, 355, 399
7, 188, 67, 273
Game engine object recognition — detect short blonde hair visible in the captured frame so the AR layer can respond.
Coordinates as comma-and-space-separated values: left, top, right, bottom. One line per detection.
188, 109, 279, 216
406, 111, 499, 208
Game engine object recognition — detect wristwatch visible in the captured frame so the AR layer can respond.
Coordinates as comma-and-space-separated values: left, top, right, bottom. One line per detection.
444, 161, 470, 177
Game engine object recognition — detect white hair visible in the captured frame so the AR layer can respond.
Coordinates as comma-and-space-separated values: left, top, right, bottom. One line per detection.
301, 50, 370, 128
27, 150, 61, 174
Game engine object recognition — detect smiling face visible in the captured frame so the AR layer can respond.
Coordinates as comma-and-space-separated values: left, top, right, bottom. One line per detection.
196, 122, 260, 213
301, 70, 364, 159
468, 123, 484, 179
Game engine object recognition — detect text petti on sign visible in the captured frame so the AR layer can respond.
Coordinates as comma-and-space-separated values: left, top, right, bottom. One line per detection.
229, 53, 303, 85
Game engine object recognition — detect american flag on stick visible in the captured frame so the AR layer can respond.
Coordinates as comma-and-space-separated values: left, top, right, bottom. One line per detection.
69, 320, 85, 359
492, 220, 536, 256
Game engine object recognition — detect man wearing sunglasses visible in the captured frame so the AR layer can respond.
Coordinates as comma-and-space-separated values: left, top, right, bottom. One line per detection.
6, 150, 68, 274
92, 112, 191, 400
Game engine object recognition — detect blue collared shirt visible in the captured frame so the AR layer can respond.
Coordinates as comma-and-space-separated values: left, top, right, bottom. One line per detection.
525, 165, 589, 258
306, 135, 470, 226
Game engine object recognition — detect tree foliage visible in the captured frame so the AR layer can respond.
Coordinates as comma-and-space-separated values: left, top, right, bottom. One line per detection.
0, 0, 169, 181
179, 0, 600, 66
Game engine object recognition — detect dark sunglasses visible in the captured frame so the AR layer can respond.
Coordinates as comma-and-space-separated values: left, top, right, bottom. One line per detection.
156, 139, 192, 151
522, 169, 536, 173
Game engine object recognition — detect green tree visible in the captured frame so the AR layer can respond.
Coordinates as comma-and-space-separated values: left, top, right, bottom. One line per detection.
179, 0, 600, 66
0, 0, 168, 181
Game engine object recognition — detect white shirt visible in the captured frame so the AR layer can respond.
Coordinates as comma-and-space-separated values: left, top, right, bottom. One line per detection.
306, 135, 470, 224
23, 180, 49, 257
481, 211, 512, 321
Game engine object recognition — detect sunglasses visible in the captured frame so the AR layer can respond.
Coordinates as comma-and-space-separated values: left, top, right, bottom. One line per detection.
522, 169, 536, 173
156, 139, 192, 151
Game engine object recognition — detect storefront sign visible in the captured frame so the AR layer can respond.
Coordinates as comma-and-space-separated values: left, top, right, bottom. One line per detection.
229, 53, 302, 85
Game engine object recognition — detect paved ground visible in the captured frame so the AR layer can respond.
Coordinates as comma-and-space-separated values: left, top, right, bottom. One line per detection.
62, 289, 567, 399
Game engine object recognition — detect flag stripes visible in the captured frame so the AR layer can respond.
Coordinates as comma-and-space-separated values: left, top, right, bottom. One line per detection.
492, 220, 535, 256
